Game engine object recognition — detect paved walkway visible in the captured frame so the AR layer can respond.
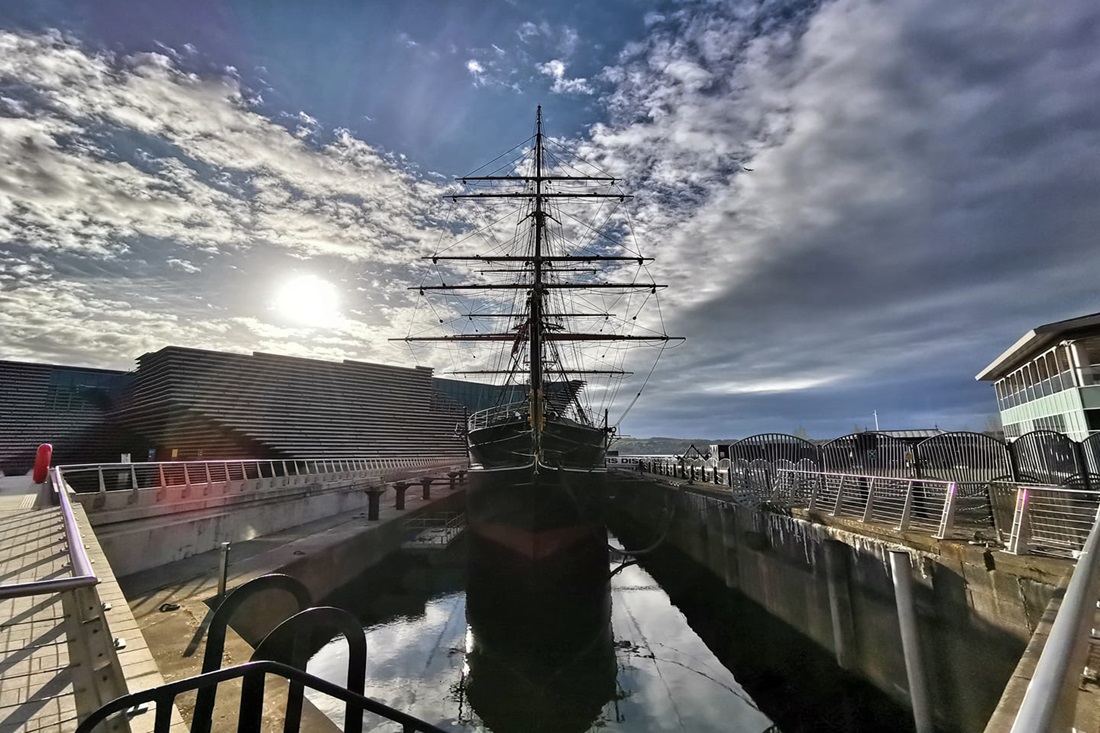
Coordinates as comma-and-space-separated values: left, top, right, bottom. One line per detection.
0, 477, 82, 733
0, 475, 180, 733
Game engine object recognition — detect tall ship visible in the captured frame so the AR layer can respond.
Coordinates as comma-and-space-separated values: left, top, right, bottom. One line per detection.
400, 107, 680, 563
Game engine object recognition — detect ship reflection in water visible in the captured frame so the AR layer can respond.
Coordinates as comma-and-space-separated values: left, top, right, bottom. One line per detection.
463, 532, 616, 732
306, 530, 775, 732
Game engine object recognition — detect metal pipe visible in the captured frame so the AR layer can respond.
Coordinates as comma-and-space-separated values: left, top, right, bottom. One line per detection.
889, 550, 933, 733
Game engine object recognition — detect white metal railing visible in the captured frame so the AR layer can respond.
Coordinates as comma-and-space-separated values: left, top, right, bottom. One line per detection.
1007, 505, 1100, 732
629, 459, 1100, 557
780, 469, 964, 537
1004, 484, 1100, 558
0, 467, 98, 599
57, 455, 465, 499
403, 512, 467, 547
467, 401, 528, 431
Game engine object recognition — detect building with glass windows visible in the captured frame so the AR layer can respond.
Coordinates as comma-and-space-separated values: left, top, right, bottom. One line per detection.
976, 311, 1100, 440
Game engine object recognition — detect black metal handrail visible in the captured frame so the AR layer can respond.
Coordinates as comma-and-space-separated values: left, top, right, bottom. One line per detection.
75, 660, 449, 733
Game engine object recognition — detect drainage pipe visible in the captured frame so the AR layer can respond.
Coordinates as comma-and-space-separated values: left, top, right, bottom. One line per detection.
889, 549, 933, 733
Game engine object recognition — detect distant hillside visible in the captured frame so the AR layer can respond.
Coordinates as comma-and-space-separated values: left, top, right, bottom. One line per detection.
609, 437, 738, 456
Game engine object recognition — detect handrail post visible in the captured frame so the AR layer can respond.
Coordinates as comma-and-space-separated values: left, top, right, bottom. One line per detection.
205, 463, 213, 496
832, 476, 845, 516
934, 482, 959, 539
808, 471, 820, 512
862, 477, 876, 523
157, 463, 167, 501
182, 464, 191, 498
1008, 487, 1033, 555
898, 479, 915, 530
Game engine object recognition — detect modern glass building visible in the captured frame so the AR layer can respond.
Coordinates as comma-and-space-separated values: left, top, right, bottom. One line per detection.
976, 312, 1100, 440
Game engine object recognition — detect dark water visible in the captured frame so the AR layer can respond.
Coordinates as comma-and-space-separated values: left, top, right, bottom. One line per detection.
307, 533, 914, 733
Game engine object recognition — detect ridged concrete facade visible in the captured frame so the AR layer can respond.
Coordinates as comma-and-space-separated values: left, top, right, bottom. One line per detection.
1, 346, 469, 472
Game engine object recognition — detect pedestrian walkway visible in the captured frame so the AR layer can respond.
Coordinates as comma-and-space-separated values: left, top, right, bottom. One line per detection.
0, 481, 80, 733
0, 474, 179, 733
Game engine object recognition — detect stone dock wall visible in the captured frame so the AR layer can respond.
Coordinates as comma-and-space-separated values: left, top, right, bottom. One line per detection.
608, 474, 1067, 733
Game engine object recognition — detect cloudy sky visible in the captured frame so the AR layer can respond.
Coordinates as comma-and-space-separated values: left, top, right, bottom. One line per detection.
1, 0, 1098, 440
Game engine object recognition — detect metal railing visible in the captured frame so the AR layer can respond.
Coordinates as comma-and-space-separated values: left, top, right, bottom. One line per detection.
403, 512, 466, 547
1008, 505, 1100, 732
75, 660, 449, 733
0, 466, 98, 599
467, 401, 528, 431
630, 459, 1100, 559
56, 455, 464, 496
1004, 484, 1100, 558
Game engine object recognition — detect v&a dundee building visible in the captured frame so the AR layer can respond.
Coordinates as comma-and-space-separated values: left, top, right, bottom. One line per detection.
0, 345, 482, 474
976, 311, 1100, 441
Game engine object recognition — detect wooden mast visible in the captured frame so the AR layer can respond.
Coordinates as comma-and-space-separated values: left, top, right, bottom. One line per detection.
530, 105, 546, 456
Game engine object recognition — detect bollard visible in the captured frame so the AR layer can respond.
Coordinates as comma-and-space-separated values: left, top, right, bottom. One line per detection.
448, 471, 458, 491
365, 488, 385, 520
420, 477, 433, 500
393, 482, 410, 511
217, 542, 231, 602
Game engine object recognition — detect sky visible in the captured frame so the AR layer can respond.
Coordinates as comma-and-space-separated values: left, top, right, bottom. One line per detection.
1, 0, 1099, 440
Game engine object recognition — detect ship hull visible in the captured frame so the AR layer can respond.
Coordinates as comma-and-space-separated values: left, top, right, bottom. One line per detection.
466, 417, 608, 561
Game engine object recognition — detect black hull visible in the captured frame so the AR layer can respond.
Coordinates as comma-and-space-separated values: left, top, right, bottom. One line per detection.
466, 417, 608, 561
466, 462, 607, 560
464, 532, 615, 733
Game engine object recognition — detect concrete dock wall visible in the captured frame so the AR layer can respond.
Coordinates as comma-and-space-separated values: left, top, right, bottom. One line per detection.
608, 475, 1066, 733
77, 467, 462, 576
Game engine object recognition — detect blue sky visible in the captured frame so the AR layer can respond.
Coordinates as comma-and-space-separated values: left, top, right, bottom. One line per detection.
1, 0, 1099, 439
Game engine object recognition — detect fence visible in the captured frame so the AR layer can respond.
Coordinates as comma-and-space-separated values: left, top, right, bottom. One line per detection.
57, 456, 462, 497
686, 429, 1100, 490
632, 456, 1099, 558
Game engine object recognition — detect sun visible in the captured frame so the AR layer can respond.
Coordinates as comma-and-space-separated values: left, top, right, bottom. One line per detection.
273, 274, 341, 326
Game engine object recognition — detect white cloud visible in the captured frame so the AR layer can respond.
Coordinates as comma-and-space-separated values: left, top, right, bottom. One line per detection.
0, 30, 461, 369
537, 59, 594, 95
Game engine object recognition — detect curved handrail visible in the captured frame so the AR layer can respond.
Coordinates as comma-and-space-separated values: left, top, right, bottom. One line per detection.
193, 573, 313, 733
0, 466, 98, 600
74, 660, 450, 733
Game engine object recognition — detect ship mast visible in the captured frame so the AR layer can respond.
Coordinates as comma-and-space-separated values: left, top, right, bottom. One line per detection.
529, 105, 546, 451
398, 107, 682, 456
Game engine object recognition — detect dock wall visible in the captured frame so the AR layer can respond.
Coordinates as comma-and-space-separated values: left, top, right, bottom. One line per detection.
76, 467, 462, 576
608, 475, 1065, 733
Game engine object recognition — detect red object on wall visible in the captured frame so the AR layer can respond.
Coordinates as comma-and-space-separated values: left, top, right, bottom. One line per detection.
32, 443, 53, 483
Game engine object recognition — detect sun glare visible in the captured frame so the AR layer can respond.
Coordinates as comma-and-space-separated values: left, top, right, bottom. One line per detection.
274, 274, 341, 326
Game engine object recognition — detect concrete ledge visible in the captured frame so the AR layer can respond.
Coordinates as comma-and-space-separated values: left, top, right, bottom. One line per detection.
74, 504, 187, 733
83, 465, 465, 576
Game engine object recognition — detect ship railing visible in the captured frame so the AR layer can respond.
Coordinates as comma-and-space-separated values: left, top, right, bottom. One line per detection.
467, 401, 528, 432
56, 455, 465, 496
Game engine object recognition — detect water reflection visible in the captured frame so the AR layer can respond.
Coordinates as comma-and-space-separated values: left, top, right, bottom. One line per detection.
307, 533, 776, 731
464, 532, 616, 732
